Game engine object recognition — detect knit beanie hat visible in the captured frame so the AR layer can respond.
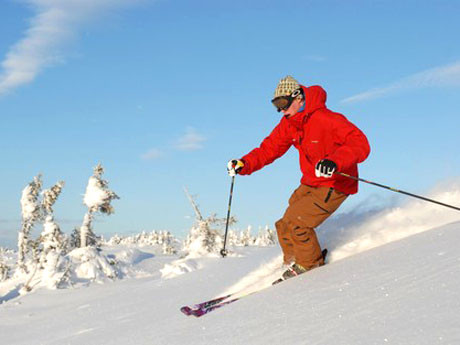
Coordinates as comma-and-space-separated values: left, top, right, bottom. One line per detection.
273, 75, 300, 99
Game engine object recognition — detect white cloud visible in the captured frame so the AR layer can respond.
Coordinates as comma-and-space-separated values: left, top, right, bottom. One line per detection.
141, 148, 163, 161
141, 127, 206, 161
0, 0, 138, 96
341, 60, 460, 104
175, 127, 206, 151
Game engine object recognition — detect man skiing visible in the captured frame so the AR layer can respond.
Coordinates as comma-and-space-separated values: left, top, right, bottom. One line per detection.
228, 75, 370, 282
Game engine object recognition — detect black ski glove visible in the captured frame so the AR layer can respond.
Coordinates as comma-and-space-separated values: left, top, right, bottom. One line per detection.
315, 159, 337, 178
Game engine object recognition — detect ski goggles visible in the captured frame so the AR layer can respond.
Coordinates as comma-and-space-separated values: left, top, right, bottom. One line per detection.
271, 88, 303, 112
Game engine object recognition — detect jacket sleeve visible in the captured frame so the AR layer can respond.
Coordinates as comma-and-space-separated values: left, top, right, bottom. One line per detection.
239, 120, 293, 175
328, 115, 370, 171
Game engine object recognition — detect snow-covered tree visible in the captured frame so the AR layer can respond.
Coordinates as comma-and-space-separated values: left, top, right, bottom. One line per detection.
36, 181, 67, 288
239, 226, 255, 246
161, 231, 178, 255
80, 213, 97, 248
38, 216, 68, 288
18, 175, 43, 273
184, 219, 222, 255
221, 226, 276, 247
50, 164, 121, 287
107, 234, 122, 245
17, 176, 67, 276
226, 230, 239, 246
105, 231, 180, 255
0, 256, 9, 281
42, 181, 64, 215
80, 164, 119, 247
254, 226, 277, 246
70, 228, 81, 249
182, 188, 235, 256
16, 177, 68, 290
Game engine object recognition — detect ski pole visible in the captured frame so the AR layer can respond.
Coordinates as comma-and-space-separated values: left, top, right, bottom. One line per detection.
337, 172, 460, 212
221, 175, 235, 258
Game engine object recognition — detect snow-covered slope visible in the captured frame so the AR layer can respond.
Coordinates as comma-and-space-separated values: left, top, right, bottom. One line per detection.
1, 221, 459, 345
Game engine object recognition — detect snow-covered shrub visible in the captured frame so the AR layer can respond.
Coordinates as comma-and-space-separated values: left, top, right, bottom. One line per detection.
182, 217, 224, 256
224, 226, 276, 247
226, 230, 239, 247
162, 232, 178, 255
161, 190, 233, 279
105, 231, 180, 255
67, 247, 118, 283
42, 181, 64, 215
38, 216, 68, 288
254, 226, 277, 246
181, 188, 234, 257
0, 259, 9, 281
180, 189, 275, 257
80, 164, 119, 248
107, 234, 122, 245
183, 221, 222, 256
39, 181, 67, 262
69, 227, 81, 249
238, 226, 255, 246
16, 178, 68, 290
0, 248, 17, 282
17, 176, 67, 280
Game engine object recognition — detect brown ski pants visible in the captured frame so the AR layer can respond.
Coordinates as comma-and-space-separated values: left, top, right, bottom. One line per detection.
275, 184, 348, 270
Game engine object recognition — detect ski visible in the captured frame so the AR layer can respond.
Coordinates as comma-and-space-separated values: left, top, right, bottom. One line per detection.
180, 297, 238, 317
180, 248, 329, 317
180, 294, 232, 316
180, 291, 256, 317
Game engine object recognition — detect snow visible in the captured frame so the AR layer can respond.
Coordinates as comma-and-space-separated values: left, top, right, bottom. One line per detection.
160, 256, 203, 279
20, 183, 41, 222
83, 176, 109, 210
1, 219, 460, 344
2, 182, 460, 344
321, 186, 460, 262
20, 185, 38, 221
69, 247, 118, 281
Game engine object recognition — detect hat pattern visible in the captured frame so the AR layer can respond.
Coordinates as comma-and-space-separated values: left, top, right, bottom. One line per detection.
274, 75, 300, 98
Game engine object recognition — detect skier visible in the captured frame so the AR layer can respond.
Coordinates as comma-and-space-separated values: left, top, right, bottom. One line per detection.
228, 75, 370, 282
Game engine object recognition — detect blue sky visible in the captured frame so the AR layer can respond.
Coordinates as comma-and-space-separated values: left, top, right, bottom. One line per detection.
1, 0, 460, 247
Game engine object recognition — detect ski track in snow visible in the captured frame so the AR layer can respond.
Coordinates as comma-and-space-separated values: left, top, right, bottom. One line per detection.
219, 253, 284, 298
214, 184, 460, 299
321, 184, 460, 262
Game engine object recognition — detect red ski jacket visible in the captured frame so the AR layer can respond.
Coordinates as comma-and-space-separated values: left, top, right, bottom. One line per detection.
239, 85, 370, 195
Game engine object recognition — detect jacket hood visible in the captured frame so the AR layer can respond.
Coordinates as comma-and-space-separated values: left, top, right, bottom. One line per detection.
302, 85, 327, 114
286, 85, 327, 128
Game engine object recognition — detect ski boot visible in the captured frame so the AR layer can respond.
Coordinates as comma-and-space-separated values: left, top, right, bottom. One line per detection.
272, 263, 308, 285
272, 249, 328, 285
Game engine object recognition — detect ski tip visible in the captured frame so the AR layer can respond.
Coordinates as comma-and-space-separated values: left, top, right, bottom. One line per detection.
181, 306, 207, 317
180, 306, 193, 316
